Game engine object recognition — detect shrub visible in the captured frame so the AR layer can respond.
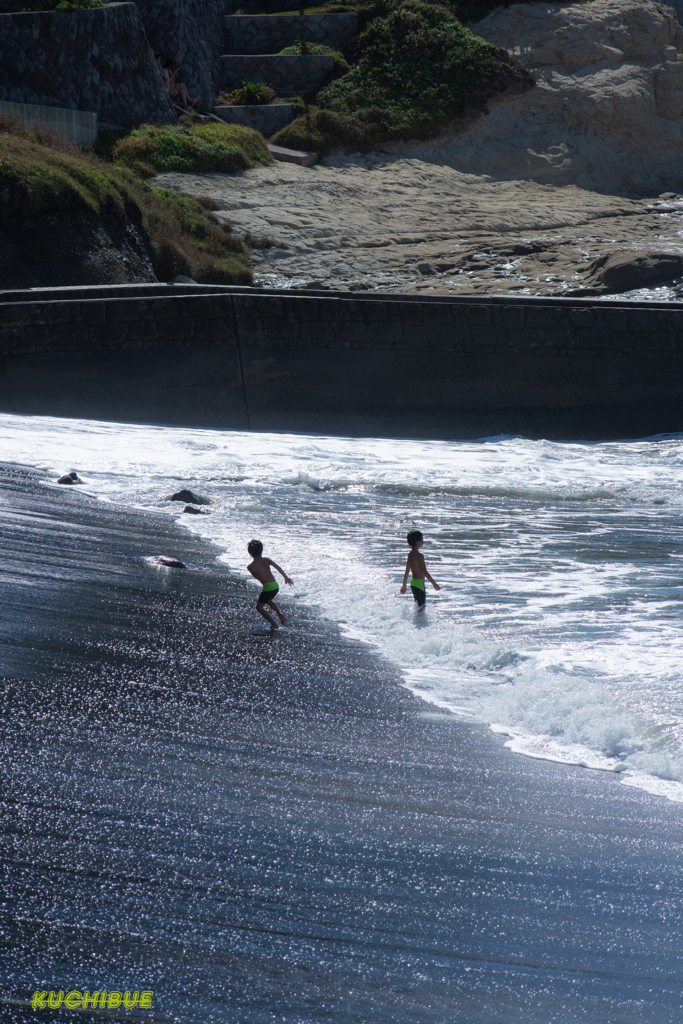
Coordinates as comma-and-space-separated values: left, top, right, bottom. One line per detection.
322, 0, 530, 132
0, 116, 253, 284
272, 107, 365, 156
225, 81, 277, 106
278, 41, 350, 78
273, 0, 533, 153
107, 122, 272, 175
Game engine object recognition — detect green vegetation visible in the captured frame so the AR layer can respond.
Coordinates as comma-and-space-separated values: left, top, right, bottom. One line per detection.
271, 0, 552, 29
278, 41, 350, 78
224, 81, 277, 105
93, 121, 272, 177
273, 0, 532, 155
0, 114, 253, 284
0, 0, 103, 11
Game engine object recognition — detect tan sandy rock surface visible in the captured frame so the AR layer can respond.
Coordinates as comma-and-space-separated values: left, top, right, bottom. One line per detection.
158, 0, 683, 296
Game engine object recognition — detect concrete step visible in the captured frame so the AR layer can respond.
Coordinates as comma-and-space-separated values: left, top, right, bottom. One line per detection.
220, 53, 334, 94
213, 102, 294, 136
224, 13, 357, 53
267, 143, 317, 166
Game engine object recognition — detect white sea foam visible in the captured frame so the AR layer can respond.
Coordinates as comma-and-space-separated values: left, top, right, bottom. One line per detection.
3, 413, 683, 802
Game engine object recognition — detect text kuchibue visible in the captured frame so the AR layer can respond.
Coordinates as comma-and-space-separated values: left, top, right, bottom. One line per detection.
31, 990, 153, 1011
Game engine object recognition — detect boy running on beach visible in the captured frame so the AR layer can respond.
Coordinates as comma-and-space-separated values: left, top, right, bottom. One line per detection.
247, 539, 293, 631
400, 530, 440, 613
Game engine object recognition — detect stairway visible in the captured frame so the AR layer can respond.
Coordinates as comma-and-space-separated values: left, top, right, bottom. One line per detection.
215, 9, 357, 137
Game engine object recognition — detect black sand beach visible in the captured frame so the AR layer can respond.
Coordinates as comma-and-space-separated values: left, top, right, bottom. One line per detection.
2, 462, 683, 1024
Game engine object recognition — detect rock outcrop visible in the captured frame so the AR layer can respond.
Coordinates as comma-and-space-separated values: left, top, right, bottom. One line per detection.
392, 0, 683, 195
0, 207, 157, 290
165, 489, 211, 504
578, 249, 683, 292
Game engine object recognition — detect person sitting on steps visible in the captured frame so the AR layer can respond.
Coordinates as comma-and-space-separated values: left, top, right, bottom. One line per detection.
162, 59, 200, 112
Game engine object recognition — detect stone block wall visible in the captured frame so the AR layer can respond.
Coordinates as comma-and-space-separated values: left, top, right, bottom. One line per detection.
220, 54, 334, 94
0, 3, 175, 128
135, 0, 230, 110
0, 286, 682, 437
223, 13, 358, 53
213, 103, 293, 135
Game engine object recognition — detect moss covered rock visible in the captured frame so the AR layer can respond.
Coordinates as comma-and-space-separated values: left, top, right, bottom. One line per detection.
105, 122, 272, 177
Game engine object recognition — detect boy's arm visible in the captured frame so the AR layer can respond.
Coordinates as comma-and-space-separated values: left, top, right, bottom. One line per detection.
400, 556, 411, 594
268, 559, 294, 586
424, 564, 441, 591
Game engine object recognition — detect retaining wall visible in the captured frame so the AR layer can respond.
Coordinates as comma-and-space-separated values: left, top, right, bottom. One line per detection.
213, 103, 293, 135
0, 284, 682, 438
0, 4, 175, 127
135, 0, 228, 109
220, 54, 334, 94
223, 13, 358, 53
0, 101, 97, 146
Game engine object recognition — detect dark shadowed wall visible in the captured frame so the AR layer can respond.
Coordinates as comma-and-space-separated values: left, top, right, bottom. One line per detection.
135, 0, 229, 110
0, 284, 681, 439
0, 3, 175, 127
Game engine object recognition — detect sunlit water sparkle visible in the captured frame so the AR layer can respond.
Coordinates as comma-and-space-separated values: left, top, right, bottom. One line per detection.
3, 413, 683, 802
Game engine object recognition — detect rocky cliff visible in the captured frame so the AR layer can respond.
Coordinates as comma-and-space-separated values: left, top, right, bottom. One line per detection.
390, 0, 683, 195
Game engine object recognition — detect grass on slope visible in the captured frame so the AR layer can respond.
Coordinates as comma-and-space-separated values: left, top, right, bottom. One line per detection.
272, 0, 532, 155
95, 121, 272, 178
0, 116, 254, 284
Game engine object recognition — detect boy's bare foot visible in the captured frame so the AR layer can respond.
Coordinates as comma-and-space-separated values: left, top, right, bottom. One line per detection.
277, 612, 286, 624
269, 622, 280, 631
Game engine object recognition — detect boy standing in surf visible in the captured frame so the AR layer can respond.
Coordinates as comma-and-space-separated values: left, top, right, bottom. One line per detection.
247, 539, 294, 631
400, 530, 440, 613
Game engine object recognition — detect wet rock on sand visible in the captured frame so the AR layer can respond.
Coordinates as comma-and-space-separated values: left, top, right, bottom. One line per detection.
149, 555, 186, 568
165, 489, 211, 505
57, 472, 83, 485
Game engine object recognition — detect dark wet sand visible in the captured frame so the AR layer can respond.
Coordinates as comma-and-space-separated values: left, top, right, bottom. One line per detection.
2, 463, 683, 1024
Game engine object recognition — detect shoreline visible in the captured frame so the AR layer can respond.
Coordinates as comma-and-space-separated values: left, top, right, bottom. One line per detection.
3, 463, 683, 1023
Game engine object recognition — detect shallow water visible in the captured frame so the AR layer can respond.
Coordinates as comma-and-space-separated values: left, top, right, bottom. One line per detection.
3, 414, 683, 802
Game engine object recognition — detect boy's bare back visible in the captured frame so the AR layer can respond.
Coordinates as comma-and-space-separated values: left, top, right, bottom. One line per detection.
406, 548, 426, 580
247, 555, 277, 586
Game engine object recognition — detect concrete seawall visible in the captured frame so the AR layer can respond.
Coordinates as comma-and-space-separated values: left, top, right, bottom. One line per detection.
0, 283, 682, 438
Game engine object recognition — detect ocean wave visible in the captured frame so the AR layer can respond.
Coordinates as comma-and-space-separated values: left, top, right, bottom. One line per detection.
286, 472, 620, 502
3, 413, 683, 804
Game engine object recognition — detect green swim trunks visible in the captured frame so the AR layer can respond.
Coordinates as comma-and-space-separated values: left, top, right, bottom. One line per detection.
257, 580, 279, 604
410, 577, 426, 608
